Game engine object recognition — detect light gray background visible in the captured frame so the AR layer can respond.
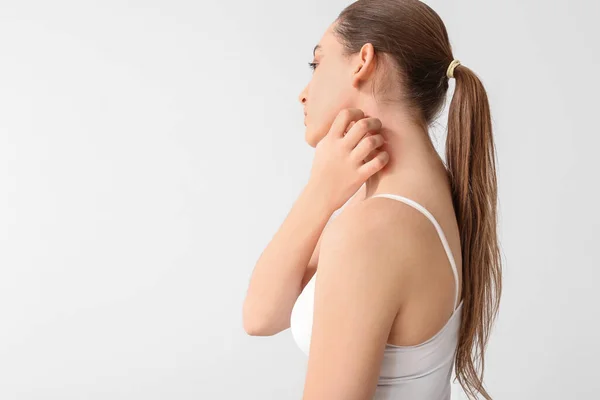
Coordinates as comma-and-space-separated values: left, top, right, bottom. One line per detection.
1, 1, 598, 399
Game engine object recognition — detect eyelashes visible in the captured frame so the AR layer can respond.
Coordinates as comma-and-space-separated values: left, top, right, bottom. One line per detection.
308, 62, 318, 71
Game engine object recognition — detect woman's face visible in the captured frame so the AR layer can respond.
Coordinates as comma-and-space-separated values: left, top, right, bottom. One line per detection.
298, 24, 364, 148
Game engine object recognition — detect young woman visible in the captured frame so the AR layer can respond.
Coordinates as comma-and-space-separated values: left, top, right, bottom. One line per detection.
243, 1, 502, 399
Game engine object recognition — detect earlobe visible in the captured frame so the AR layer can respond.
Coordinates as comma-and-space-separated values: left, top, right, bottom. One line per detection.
350, 64, 364, 88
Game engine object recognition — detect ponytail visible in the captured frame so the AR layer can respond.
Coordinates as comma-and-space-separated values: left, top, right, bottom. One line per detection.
446, 64, 503, 400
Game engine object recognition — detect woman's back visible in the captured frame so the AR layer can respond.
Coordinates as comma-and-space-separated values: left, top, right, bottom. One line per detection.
291, 183, 464, 399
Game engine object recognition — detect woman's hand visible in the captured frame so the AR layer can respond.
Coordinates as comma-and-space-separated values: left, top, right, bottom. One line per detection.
307, 108, 389, 212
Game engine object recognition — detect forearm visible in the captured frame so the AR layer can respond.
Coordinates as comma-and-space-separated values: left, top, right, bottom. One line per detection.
243, 184, 333, 335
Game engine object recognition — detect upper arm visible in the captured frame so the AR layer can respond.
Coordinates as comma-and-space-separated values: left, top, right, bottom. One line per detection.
301, 184, 367, 291
301, 204, 410, 400
301, 232, 322, 291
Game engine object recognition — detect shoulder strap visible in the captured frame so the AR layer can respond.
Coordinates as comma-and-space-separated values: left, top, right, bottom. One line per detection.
371, 193, 460, 310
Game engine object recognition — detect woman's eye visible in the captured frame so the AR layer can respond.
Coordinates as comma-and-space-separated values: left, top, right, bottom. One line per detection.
308, 62, 318, 71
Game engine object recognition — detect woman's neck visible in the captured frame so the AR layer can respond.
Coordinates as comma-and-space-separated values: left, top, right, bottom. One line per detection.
358, 111, 446, 199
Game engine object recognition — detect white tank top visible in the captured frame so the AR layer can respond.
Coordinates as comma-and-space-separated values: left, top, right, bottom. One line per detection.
290, 192, 463, 400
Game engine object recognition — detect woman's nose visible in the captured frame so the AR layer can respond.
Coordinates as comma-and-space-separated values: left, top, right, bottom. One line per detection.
298, 86, 307, 104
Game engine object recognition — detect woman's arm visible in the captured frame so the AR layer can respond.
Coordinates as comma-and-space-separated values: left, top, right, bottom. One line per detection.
242, 183, 334, 336
243, 183, 366, 337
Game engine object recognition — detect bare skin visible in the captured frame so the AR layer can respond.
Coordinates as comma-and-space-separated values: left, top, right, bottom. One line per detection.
298, 23, 463, 347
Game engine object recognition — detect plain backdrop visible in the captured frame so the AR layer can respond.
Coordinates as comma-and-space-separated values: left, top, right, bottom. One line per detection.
1, 0, 599, 399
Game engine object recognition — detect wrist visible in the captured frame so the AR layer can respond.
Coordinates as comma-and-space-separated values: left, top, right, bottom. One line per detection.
301, 183, 335, 221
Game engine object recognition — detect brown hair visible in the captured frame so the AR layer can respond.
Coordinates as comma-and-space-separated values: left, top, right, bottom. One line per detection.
333, 1, 502, 398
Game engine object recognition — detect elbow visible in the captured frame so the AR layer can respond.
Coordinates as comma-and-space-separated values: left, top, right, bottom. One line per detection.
242, 301, 268, 336
243, 304, 285, 336
245, 324, 266, 337
243, 316, 264, 336
244, 318, 288, 337
244, 316, 277, 337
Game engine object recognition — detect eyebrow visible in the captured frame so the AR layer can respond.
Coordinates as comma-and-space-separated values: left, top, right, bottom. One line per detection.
313, 44, 322, 57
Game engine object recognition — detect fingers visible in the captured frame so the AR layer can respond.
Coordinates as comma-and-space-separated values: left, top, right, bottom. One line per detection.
358, 150, 390, 178
352, 134, 386, 164
345, 121, 357, 135
330, 108, 365, 139
343, 117, 382, 149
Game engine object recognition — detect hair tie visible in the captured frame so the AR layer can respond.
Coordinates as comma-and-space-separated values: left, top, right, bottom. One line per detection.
446, 59, 461, 79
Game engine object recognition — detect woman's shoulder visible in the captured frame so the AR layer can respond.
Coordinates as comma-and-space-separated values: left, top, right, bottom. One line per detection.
333, 174, 454, 254
363, 168, 455, 233
324, 190, 432, 257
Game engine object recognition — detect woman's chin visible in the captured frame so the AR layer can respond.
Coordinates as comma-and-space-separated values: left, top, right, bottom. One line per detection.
305, 128, 327, 148
305, 133, 317, 148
